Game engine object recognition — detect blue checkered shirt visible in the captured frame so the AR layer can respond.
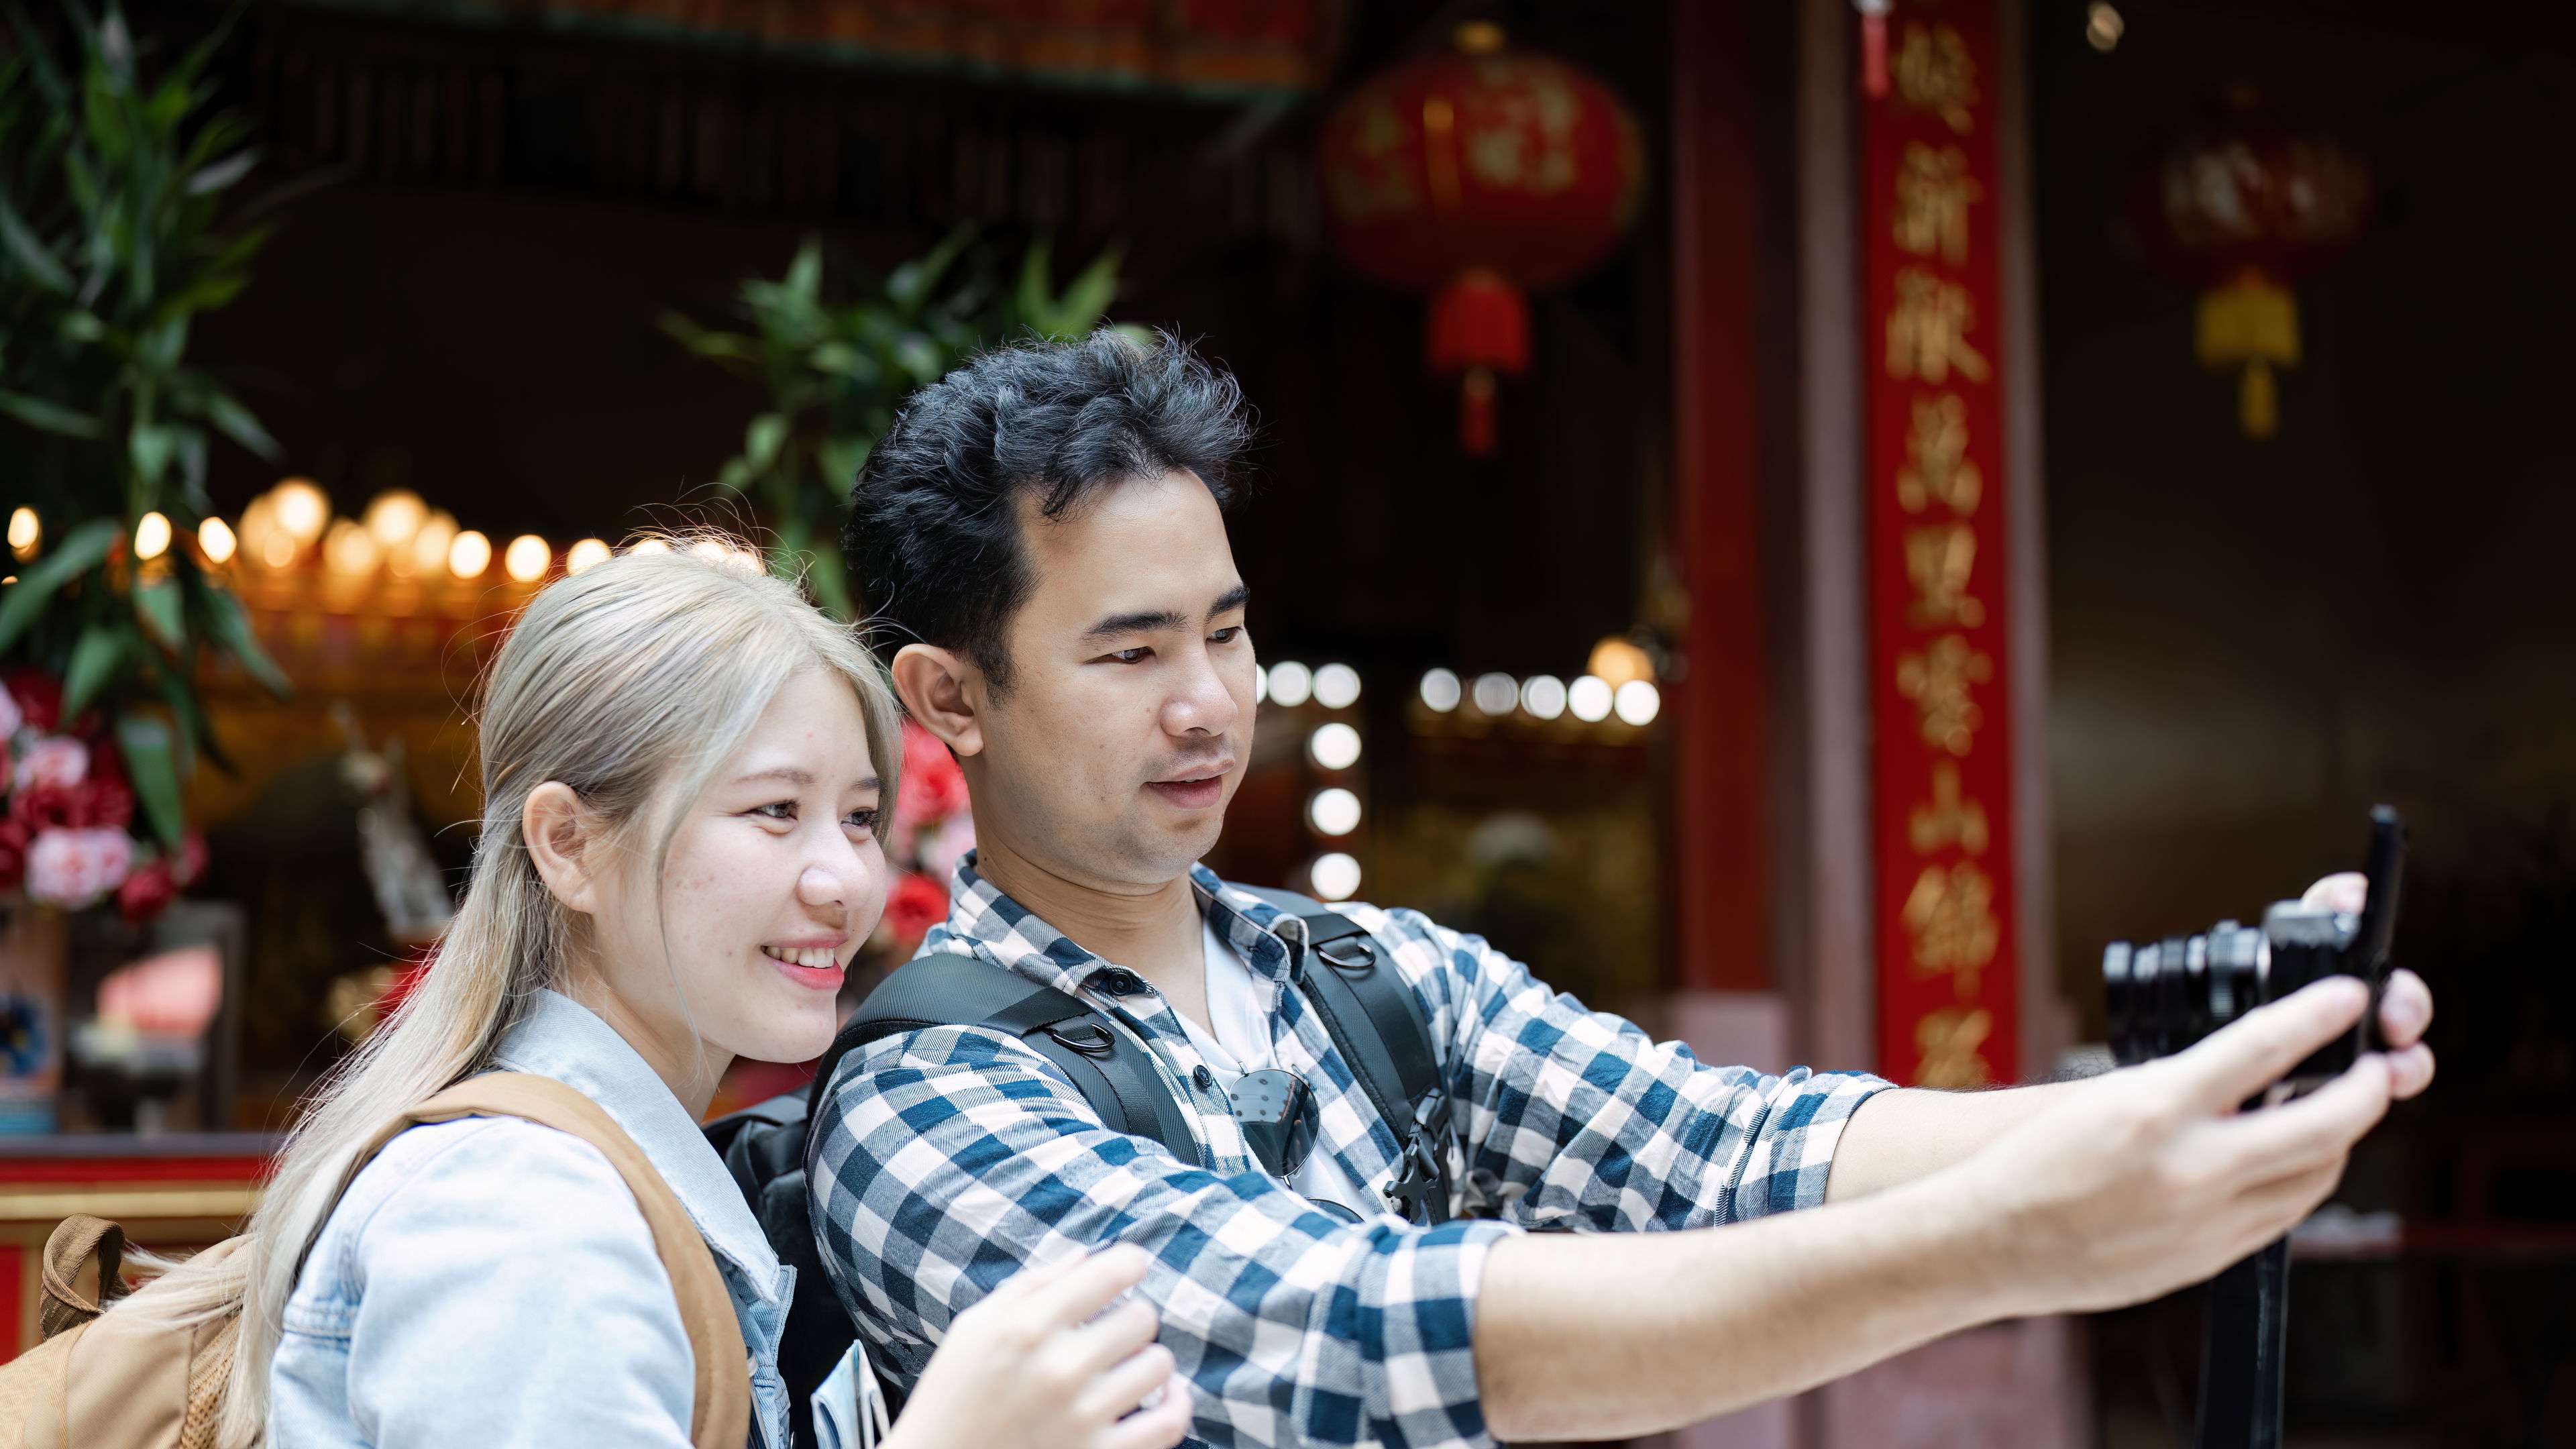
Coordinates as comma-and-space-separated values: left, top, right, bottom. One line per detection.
808, 857, 1890, 1449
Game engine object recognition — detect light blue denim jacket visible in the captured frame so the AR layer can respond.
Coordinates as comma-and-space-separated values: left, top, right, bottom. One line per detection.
269, 989, 802, 1448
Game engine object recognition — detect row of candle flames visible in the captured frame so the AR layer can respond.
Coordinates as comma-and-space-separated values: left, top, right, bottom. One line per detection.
3, 481, 707, 590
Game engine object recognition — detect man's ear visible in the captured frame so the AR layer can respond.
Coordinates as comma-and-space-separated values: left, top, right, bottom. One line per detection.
523, 782, 606, 915
892, 643, 987, 757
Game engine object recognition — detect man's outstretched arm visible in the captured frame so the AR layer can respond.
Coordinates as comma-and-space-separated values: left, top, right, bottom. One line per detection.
1475, 975, 2403, 1441
1819, 873, 2436, 1205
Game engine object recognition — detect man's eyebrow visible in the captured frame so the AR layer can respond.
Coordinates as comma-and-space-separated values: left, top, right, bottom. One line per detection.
1083, 608, 1189, 640
1210, 584, 1250, 618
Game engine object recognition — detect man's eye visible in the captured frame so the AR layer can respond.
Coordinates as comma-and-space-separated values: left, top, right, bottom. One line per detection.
1210, 627, 1242, 643
753, 801, 797, 822
1108, 647, 1149, 663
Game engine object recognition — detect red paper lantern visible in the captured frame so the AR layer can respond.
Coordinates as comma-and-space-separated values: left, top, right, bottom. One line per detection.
1318, 27, 1647, 455
2122, 87, 2375, 438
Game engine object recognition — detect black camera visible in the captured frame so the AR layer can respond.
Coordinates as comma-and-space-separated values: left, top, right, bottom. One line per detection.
2102, 805, 2408, 1083
2096, 806, 2408, 1449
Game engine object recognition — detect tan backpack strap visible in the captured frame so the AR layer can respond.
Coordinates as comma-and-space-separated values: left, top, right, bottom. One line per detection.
36, 1215, 125, 1342
307, 1073, 752, 1449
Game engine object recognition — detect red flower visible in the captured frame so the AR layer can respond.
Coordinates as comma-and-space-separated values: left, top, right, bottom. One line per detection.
11, 786, 80, 834
87, 738, 125, 788
76, 778, 133, 833
115, 856, 176, 923
882, 871, 949, 947
174, 830, 208, 888
0, 820, 26, 895
3, 672, 60, 735
896, 721, 969, 829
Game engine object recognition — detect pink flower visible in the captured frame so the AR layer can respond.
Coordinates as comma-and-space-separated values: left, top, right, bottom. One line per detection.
0, 687, 19, 740
25, 826, 133, 907
0, 749, 9, 797
20, 737, 88, 791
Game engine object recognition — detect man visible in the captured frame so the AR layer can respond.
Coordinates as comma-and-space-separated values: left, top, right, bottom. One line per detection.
810, 333, 2435, 1448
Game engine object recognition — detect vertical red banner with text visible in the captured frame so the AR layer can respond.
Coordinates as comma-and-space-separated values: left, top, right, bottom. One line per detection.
1863, 0, 2019, 1087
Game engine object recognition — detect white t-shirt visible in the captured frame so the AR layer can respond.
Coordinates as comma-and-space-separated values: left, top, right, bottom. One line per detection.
1175, 919, 1379, 1219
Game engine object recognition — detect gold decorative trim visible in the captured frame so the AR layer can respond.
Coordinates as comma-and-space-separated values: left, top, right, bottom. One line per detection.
0, 1187, 260, 1223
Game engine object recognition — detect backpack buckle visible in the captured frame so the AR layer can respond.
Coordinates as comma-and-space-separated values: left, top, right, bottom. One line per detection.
1046, 1022, 1118, 1059
1314, 938, 1376, 973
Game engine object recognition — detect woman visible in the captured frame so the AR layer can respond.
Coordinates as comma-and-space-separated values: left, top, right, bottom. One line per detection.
123, 544, 1193, 1449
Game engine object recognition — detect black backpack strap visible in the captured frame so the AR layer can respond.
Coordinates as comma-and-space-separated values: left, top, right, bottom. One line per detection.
1236, 886, 1456, 1224
820, 953, 1201, 1167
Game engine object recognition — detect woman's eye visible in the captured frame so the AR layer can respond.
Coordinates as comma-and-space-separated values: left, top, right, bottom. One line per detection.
752, 801, 798, 822
844, 808, 881, 835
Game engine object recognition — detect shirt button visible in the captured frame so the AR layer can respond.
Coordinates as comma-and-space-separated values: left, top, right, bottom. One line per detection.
1193, 1065, 1215, 1091
1095, 968, 1152, 996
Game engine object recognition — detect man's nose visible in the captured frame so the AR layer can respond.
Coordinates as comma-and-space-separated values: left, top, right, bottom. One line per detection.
1163, 646, 1241, 736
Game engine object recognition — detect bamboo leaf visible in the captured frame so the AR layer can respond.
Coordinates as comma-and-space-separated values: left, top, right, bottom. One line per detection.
0, 194, 72, 294
115, 713, 185, 847
184, 147, 255, 195
199, 388, 278, 460
201, 586, 289, 696
62, 623, 132, 721
0, 388, 104, 438
0, 518, 121, 651
743, 412, 789, 474
133, 576, 183, 647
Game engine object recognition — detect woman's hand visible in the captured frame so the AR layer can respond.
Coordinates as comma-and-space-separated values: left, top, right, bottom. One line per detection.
887, 1243, 1194, 1449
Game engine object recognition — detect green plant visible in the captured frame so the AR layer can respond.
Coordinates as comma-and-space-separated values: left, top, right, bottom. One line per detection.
663, 227, 1134, 619
0, 1, 292, 849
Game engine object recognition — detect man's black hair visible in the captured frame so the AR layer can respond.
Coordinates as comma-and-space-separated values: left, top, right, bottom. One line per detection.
845, 329, 1250, 690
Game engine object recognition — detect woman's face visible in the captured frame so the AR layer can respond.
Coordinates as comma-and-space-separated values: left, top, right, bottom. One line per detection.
582, 669, 889, 1079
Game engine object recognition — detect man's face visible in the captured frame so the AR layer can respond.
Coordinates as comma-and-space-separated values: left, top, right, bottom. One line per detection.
971, 471, 1255, 889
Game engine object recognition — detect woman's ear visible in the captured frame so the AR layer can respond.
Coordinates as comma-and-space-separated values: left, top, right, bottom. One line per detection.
892, 643, 985, 757
523, 782, 606, 914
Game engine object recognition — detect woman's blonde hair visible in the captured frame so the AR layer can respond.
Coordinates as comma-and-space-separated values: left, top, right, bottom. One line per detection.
120, 541, 902, 1447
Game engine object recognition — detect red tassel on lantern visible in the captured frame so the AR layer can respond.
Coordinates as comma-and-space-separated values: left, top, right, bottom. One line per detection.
1428, 268, 1530, 456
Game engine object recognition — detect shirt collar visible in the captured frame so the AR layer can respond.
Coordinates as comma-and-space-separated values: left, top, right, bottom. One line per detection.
493, 989, 787, 1305
928, 852, 1301, 991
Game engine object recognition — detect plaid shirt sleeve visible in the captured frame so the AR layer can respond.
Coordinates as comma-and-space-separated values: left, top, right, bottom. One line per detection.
807, 1022, 1518, 1449
1350, 904, 1892, 1231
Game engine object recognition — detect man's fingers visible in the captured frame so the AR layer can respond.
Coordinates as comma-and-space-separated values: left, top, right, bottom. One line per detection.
1096, 1374, 1197, 1449
2379, 969, 2432, 1049
2169, 976, 2369, 1115
2198, 1053, 2390, 1187
1019, 1242, 1155, 1330
2385, 1042, 2436, 1099
1072, 1342, 1179, 1426
2302, 871, 2367, 914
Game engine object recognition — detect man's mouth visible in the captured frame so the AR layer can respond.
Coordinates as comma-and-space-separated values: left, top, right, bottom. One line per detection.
1147, 765, 1231, 809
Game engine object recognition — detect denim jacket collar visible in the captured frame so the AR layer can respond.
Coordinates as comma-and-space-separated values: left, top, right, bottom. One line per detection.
492, 989, 787, 1309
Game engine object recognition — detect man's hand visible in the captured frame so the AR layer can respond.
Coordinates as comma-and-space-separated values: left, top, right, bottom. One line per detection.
1829, 871, 2434, 1202
1956, 975, 2398, 1317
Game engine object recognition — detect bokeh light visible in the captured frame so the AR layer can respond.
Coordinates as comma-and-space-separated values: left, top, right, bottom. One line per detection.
1419, 668, 1462, 712
1308, 787, 1362, 837
1568, 674, 1613, 722
1312, 663, 1362, 710
1308, 722, 1362, 770
1309, 852, 1362, 902
1268, 661, 1313, 708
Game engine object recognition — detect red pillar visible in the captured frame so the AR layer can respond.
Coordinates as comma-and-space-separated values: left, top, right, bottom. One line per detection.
1672, 0, 1771, 993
